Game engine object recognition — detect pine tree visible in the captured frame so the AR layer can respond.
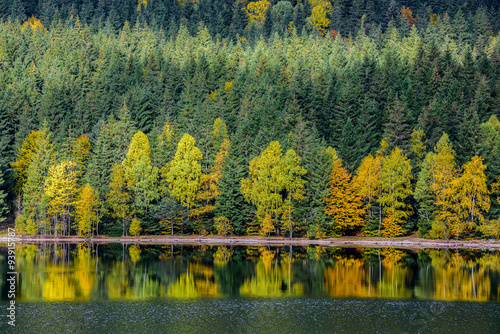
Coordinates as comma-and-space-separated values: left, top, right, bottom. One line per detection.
0, 168, 8, 222
384, 98, 411, 154
339, 117, 359, 173
9, 0, 25, 22
214, 142, 254, 235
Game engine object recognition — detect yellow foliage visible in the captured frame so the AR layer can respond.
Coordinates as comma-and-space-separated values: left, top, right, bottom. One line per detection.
260, 214, 276, 237
163, 134, 203, 208
45, 160, 79, 223
214, 246, 233, 266
209, 90, 217, 100
381, 213, 406, 238
224, 81, 233, 91
325, 159, 366, 234
246, 0, 271, 27
137, 0, 148, 11
75, 184, 99, 237
11, 131, 42, 195
308, 3, 332, 36
21, 16, 47, 33
129, 218, 142, 236
214, 216, 234, 236
129, 245, 142, 263
478, 219, 500, 239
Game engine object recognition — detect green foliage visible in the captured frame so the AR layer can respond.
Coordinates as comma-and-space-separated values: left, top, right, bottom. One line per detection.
1, 9, 500, 240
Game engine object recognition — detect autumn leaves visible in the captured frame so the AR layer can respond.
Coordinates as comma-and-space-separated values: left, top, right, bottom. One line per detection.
10, 116, 496, 240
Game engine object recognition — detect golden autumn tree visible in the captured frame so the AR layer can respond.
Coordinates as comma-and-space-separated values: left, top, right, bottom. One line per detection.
74, 184, 100, 237
107, 164, 132, 236
11, 130, 42, 196
325, 159, 365, 235
242, 141, 283, 236
246, 0, 271, 27
354, 154, 382, 221
426, 134, 459, 239
400, 6, 416, 28
45, 160, 79, 236
452, 156, 490, 238
379, 147, 413, 237
162, 134, 203, 234
306, 0, 332, 35
280, 149, 307, 238
241, 142, 306, 237
129, 218, 142, 236
19, 126, 56, 235
191, 119, 230, 224
122, 131, 159, 214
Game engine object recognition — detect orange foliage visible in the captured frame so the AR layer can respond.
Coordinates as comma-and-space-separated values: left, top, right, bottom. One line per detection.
400, 6, 416, 27
325, 159, 366, 234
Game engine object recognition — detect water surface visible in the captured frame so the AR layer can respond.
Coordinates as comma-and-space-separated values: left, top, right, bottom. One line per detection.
0, 244, 499, 333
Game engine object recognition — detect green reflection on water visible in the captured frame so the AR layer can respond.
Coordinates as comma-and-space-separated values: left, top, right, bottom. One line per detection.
2, 244, 500, 302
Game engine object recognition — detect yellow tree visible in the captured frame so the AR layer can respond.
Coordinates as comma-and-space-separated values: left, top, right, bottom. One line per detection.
452, 156, 490, 238
242, 141, 284, 236
241, 142, 306, 237
11, 131, 42, 196
20, 126, 56, 235
280, 149, 307, 238
74, 184, 100, 237
246, 0, 271, 27
71, 134, 92, 183
107, 164, 132, 236
354, 154, 382, 221
192, 139, 230, 220
45, 160, 79, 236
162, 134, 203, 234
427, 133, 459, 239
379, 147, 413, 237
325, 159, 365, 235
306, 0, 332, 35
122, 131, 159, 214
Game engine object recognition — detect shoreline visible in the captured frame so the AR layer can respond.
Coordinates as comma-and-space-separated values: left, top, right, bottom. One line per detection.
1, 235, 500, 249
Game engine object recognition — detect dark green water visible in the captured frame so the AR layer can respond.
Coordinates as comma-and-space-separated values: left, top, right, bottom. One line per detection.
0, 244, 499, 333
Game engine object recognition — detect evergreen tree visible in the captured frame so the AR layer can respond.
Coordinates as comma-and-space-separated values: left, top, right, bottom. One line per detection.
384, 98, 411, 154
214, 141, 253, 235
0, 167, 8, 222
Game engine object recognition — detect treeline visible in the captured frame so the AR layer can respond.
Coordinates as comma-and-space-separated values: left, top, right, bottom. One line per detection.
7, 115, 500, 240
1, 12, 500, 239
1, 0, 499, 41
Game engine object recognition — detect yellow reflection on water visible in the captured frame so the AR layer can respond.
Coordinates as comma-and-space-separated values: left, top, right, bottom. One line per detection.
240, 247, 303, 297
10, 244, 500, 302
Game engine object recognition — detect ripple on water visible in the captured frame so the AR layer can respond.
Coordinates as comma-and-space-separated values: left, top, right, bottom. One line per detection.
1, 298, 499, 334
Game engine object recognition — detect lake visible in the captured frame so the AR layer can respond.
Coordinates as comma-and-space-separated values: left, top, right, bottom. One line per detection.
1, 243, 499, 333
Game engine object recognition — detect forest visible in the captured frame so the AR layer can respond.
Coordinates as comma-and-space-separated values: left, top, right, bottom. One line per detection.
0, 0, 500, 240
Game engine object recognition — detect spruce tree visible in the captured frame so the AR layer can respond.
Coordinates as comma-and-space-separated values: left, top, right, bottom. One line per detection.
214, 142, 253, 235
0, 166, 8, 223
384, 98, 411, 154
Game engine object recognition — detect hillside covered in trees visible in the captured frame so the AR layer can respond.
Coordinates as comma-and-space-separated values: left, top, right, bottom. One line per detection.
1, 1, 500, 240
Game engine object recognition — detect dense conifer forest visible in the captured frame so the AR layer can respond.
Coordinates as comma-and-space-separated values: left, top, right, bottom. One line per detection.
0, 0, 500, 240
